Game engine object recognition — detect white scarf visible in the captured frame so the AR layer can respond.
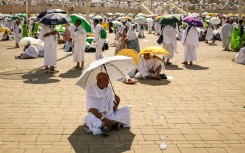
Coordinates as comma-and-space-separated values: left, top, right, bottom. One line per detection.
86, 84, 115, 116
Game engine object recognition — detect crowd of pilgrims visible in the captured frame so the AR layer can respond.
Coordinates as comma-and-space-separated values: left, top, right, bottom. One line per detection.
0, 12, 245, 77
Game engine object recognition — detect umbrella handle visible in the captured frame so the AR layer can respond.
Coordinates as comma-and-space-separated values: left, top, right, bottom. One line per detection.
103, 64, 116, 95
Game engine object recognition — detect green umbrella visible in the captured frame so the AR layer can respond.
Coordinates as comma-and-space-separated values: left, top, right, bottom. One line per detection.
158, 15, 179, 25
70, 14, 92, 33
19, 13, 27, 18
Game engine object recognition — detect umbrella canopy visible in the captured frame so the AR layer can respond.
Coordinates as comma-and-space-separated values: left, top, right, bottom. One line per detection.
112, 21, 123, 27
227, 13, 234, 17
116, 49, 140, 65
93, 15, 104, 20
37, 9, 66, 19
158, 15, 179, 25
114, 13, 121, 16
19, 13, 26, 18
40, 13, 71, 25
70, 14, 92, 32
76, 56, 136, 90
135, 16, 146, 24
0, 27, 11, 33
139, 46, 169, 56
183, 17, 203, 27
108, 13, 113, 16
20, 37, 43, 45
207, 13, 216, 17
146, 18, 153, 22
136, 13, 147, 18
210, 17, 221, 25
201, 12, 208, 16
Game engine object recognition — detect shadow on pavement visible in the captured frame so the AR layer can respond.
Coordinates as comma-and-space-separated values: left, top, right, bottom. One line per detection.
165, 64, 183, 70
59, 68, 83, 78
138, 79, 171, 86
0, 69, 32, 80
22, 69, 60, 84
68, 125, 135, 153
185, 64, 209, 70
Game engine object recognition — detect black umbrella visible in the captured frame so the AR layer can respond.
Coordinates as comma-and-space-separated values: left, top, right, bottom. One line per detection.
40, 13, 71, 25
37, 9, 66, 19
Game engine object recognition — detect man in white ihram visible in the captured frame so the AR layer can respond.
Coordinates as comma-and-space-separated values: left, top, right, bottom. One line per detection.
71, 19, 87, 69
84, 72, 131, 136
39, 25, 58, 73
93, 19, 105, 60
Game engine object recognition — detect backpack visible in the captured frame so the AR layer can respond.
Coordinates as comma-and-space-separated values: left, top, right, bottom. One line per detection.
100, 27, 107, 39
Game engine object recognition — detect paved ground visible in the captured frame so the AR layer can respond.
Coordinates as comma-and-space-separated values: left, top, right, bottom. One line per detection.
0, 31, 245, 153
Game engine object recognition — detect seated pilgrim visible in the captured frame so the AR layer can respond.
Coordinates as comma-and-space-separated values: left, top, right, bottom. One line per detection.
84, 72, 131, 136
1, 30, 10, 41
15, 42, 39, 59
135, 53, 165, 80
235, 43, 245, 64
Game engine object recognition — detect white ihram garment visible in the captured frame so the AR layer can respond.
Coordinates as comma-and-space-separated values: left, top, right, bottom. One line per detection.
84, 84, 131, 135
24, 44, 39, 58
13, 25, 22, 44
137, 24, 144, 36
162, 25, 177, 60
235, 47, 245, 64
135, 57, 164, 79
206, 24, 214, 41
71, 25, 87, 62
39, 25, 57, 67
147, 20, 153, 31
94, 24, 105, 60
181, 25, 199, 62
220, 23, 232, 49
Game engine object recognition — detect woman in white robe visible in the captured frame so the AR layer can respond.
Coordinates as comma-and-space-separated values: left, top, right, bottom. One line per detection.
181, 25, 199, 65
39, 25, 58, 73
220, 21, 232, 50
205, 22, 215, 44
162, 25, 177, 65
71, 20, 87, 69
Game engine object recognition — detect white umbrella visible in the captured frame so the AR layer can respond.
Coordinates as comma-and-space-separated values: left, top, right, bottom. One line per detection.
108, 13, 113, 16
112, 21, 122, 27
210, 17, 221, 25
135, 16, 146, 24
146, 18, 153, 22
76, 56, 136, 90
20, 37, 40, 45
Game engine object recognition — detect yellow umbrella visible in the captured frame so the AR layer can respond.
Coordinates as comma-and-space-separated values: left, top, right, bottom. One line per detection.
207, 13, 216, 17
155, 16, 162, 21
0, 27, 11, 33
116, 49, 140, 65
139, 46, 169, 56
120, 16, 132, 22
228, 13, 234, 17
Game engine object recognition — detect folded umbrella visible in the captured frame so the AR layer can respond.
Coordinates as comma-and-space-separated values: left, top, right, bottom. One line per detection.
76, 56, 136, 90
183, 17, 203, 27
70, 14, 92, 32
40, 13, 71, 25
